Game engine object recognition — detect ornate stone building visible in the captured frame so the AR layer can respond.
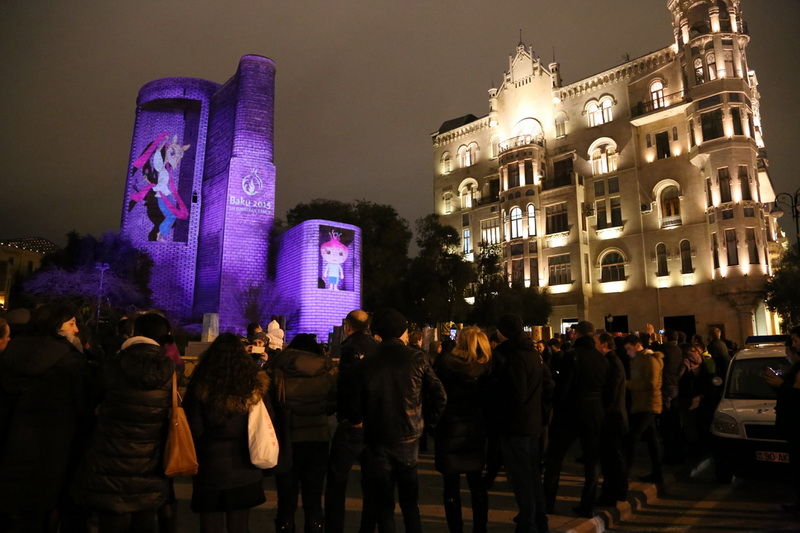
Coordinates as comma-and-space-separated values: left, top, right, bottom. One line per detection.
432, 0, 782, 342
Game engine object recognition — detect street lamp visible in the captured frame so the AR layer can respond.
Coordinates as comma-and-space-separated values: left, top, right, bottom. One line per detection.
94, 262, 110, 329
773, 188, 800, 250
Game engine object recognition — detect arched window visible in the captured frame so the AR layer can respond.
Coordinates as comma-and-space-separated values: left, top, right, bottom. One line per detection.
586, 102, 601, 127
510, 207, 523, 239
656, 243, 669, 276
601, 251, 626, 282
660, 186, 682, 227
694, 58, 705, 84
555, 113, 567, 138
527, 204, 536, 237
680, 240, 693, 274
441, 152, 451, 174
458, 144, 478, 168
706, 52, 717, 81
600, 97, 614, 123
490, 136, 500, 159
650, 81, 665, 109
459, 179, 479, 209
589, 138, 618, 176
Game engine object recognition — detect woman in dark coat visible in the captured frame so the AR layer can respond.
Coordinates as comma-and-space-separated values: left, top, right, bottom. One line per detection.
270, 334, 336, 533
0, 303, 90, 533
433, 326, 492, 533
72, 313, 175, 533
183, 333, 270, 533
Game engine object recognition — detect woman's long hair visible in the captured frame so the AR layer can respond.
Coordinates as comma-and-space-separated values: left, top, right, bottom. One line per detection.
188, 333, 267, 423
29, 303, 77, 338
452, 326, 491, 364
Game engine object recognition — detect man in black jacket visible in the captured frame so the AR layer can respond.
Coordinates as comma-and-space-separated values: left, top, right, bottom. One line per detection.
543, 320, 608, 518
489, 314, 553, 533
325, 309, 379, 533
354, 308, 446, 533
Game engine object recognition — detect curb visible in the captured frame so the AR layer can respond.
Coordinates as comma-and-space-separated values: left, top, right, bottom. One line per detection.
562, 460, 702, 532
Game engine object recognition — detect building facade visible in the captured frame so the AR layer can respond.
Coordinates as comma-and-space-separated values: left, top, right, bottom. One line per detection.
432, 0, 782, 342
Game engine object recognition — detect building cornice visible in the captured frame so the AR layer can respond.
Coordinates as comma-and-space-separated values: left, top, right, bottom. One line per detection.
432, 116, 491, 148
557, 46, 677, 101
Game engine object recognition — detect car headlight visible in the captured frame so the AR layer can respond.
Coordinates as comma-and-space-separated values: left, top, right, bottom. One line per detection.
712, 412, 739, 435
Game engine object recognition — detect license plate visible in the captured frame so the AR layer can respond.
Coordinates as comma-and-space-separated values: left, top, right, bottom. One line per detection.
756, 451, 790, 463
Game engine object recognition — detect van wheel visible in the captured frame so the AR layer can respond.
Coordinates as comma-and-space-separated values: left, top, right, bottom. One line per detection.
713, 453, 733, 483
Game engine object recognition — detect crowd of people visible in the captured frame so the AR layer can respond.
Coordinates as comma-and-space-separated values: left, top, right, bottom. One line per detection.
0, 303, 799, 533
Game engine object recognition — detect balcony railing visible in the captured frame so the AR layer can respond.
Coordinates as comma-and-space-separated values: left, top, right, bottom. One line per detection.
661, 215, 683, 229
498, 134, 544, 155
631, 91, 687, 118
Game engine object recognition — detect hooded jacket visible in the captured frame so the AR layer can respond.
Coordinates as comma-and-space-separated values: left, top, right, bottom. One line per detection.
627, 348, 664, 414
0, 336, 90, 512
271, 348, 336, 443
72, 336, 174, 513
433, 351, 490, 474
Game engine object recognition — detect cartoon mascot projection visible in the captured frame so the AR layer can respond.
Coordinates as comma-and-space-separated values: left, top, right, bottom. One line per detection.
128, 133, 190, 241
320, 230, 348, 290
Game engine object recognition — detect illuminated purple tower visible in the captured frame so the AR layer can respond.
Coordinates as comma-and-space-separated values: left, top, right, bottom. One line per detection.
121, 55, 362, 336
276, 220, 362, 343
193, 56, 276, 330
121, 56, 276, 331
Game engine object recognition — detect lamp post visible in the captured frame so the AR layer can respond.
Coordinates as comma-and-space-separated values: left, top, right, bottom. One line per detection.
94, 262, 110, 331
773, 188, 800, 251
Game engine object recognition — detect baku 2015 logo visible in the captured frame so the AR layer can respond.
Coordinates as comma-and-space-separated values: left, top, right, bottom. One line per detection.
242, 169, 262, 196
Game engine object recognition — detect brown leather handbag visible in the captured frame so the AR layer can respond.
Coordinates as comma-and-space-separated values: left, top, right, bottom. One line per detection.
164, 372, 199, 477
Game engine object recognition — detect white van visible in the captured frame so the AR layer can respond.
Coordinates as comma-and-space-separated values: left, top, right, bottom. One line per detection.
710, 336, 791, 482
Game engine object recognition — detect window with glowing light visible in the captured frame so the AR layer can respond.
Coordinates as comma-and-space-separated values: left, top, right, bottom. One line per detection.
463, 228, 471, 254
510, 207, 523, 239
706, 53, 717, 81
660, 186, 681, 227
650, 81, 665, 108
587, 102, 601, 127
481, 218, 500, 245
590, 141, 618, 176
601, 251, 626, 282
600, 97, 614, 123
527, 204, 536, 237
443, 191, 452, 214
442, 153, 451, 174
680, 240, 693, 274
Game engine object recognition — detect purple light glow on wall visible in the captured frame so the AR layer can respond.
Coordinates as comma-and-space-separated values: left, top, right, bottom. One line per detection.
277, 220, 361, 344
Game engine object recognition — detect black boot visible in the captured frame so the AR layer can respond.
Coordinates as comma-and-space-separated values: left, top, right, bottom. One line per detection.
275, 519, 295, 532
443, 496, 463, 533
471, 488, 489, 533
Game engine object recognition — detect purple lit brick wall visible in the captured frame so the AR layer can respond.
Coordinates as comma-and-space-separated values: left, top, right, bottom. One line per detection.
120, 78, 219, 321
276, 220, 361, 343
194, 56, 276, 332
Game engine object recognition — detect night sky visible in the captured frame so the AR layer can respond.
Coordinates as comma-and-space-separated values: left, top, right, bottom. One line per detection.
1, 1, 797, 246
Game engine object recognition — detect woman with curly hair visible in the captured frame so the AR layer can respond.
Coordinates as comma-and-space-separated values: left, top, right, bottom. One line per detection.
433, 326, 492, 533
183, 333, 270, 533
